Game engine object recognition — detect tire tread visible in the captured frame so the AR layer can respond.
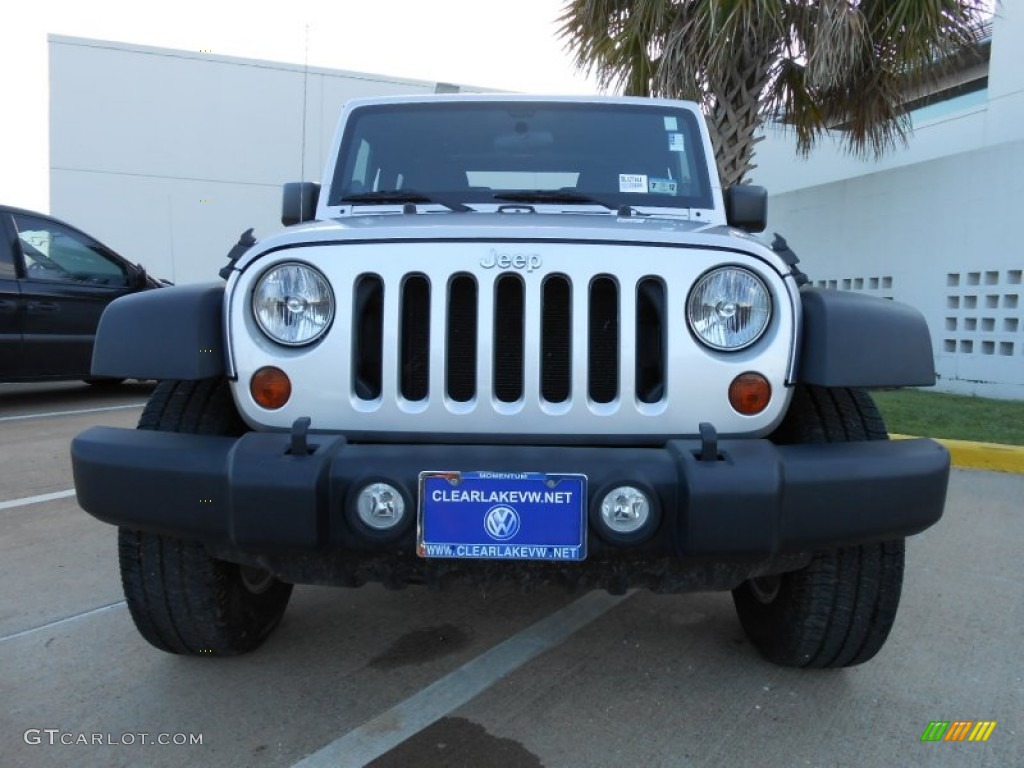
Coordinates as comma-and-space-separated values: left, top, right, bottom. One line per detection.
119, 378, 290, 656
732, 385, 906, 668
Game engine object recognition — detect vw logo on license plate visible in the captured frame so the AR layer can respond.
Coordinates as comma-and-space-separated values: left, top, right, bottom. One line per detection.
484, 505, 521, 541
418, 470, 587, 562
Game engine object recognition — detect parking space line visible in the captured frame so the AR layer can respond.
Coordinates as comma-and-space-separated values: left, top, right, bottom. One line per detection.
0, 601, 126, 645
291, 589, 631, 768
0, 403, 145, 422
0, 489, 76, 511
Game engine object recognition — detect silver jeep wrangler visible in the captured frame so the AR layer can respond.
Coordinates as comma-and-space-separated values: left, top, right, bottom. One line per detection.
72, 95, 950, 667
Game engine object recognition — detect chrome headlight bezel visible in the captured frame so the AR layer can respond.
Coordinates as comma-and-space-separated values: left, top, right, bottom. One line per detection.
252, 262, 335, 347
686, 266, 772, 351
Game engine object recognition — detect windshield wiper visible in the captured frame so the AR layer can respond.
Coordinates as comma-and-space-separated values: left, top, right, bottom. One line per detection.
340, 190, 471, 212
493, 190, 616, 209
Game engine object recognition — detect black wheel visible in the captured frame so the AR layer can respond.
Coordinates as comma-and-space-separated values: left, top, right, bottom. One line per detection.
731, 385, 905, 668
118, 379, 293, 656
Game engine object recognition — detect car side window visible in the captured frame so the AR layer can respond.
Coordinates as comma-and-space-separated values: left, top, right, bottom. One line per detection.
13, 214, 128, 287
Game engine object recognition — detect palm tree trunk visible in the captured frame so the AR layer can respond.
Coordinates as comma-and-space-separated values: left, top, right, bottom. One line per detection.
703, 53, 774, 188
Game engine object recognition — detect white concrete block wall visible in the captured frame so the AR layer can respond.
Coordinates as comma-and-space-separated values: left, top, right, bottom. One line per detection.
760, 141, 1024, 400
754, 9, 1024, 400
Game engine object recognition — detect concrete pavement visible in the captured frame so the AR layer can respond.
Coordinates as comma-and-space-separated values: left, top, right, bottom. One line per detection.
1, 382, 1020, 767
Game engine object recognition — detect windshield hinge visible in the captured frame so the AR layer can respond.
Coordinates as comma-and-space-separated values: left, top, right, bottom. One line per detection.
218, 227, 257, 280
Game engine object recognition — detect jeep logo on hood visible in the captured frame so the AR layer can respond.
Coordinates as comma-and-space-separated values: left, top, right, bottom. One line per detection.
480, 248, 542, 272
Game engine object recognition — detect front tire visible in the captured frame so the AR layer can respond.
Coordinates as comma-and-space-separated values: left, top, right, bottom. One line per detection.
731, 386, 905, 668
119, 379, 293, 656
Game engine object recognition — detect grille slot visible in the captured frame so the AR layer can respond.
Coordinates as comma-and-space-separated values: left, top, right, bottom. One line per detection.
400, 275, 430, 401
446, 274, 477, 402
352, 274, 383, 399
541, 275, 571, 403
636, 278, 666, 403
588, 276, 619, 404
493, 275, 524, 402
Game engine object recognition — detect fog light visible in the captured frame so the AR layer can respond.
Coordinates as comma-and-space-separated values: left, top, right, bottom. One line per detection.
729, 372, 771, 415
251, 366, 291, 409
356, 483, 405, 530
599, 486, 650, 534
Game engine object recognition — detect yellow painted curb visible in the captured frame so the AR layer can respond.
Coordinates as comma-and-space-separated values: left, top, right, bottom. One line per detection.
891, 434, 1024, 474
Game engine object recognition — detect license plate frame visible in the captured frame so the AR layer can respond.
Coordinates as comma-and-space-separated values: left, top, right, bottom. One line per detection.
417, 471, 587, 562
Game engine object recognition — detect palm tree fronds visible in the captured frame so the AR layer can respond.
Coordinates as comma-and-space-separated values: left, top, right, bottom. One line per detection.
560, 0, 993, 184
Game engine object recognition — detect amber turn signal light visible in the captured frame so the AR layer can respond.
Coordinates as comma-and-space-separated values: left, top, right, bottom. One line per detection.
729, 373, 771, 415
251, 366, 291, 409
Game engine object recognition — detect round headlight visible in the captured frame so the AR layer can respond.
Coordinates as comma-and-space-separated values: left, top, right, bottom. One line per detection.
252, 263, 334, 346
687, 267, 771, 350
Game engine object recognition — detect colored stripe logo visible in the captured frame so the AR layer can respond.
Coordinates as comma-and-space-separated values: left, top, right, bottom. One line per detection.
921, 721, 997, 742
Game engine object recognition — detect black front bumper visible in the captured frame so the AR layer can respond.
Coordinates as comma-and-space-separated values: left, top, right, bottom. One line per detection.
71, 427, 949, 572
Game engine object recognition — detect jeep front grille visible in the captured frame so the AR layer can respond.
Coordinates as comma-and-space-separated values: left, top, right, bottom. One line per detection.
228, 240, 797, 439
350, 271, 668, 411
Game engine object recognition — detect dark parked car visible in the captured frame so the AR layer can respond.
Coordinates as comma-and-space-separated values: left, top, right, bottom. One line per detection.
0, 205, 163, 383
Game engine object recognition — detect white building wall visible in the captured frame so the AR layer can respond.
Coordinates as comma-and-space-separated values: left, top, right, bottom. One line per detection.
49, 35, 490, 285
986, 0, 1024, 145
753, 10, 1024, 399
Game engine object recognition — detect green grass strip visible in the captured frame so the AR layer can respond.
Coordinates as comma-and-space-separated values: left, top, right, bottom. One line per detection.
871, 389, 1024, 446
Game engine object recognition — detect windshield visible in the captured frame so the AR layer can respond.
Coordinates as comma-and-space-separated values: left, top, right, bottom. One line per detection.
327, 101, 714, 211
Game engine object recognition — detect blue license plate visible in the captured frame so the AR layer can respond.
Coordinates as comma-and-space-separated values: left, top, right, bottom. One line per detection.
418, 471, 587, 561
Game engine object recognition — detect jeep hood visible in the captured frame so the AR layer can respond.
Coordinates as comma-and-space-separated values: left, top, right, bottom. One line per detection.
231, 213, 780, 275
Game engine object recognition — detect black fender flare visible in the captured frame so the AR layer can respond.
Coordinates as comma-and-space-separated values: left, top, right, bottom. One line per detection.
91, 283, 225, 380
796, 288, 936, 388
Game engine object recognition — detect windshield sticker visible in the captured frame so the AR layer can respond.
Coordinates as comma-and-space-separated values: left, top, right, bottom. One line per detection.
663, 116, 678, 131
619, 174, 648, 193
648, 177, 678, 195
668, 133, 687, 152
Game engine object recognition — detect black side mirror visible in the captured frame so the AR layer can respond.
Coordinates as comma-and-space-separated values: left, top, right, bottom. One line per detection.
132, 264, 149, 288
724, 185, 767, 233
282, 182, 320, 226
